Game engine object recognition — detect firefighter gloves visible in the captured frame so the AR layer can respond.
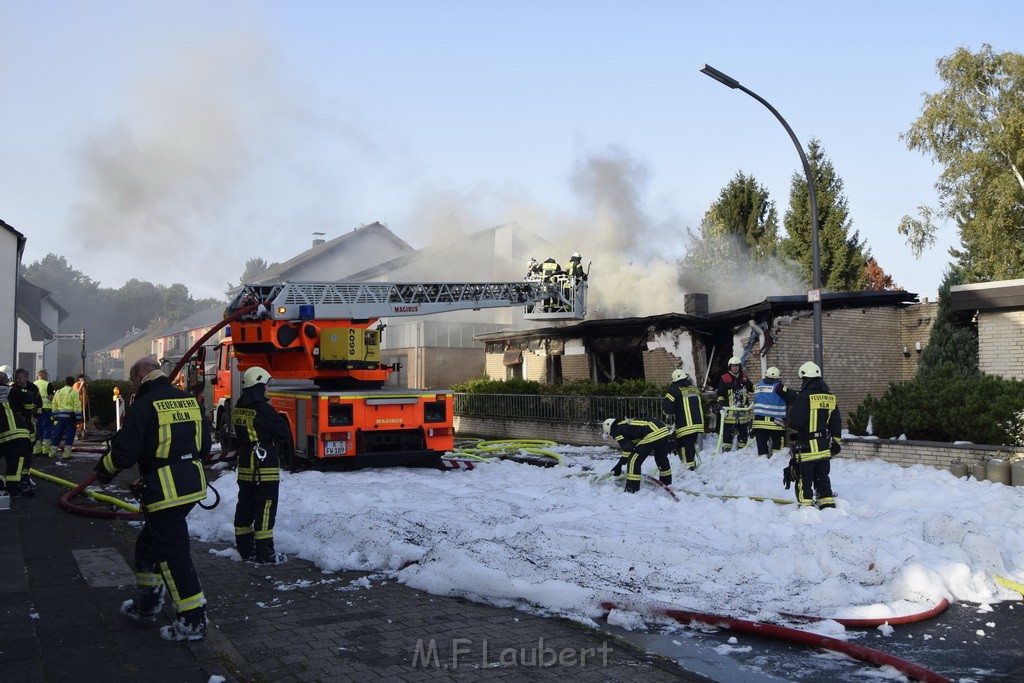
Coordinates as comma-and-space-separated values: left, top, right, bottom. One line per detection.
783, 457, 797, 490
94, 463, 115, 485
830, 441, 842, 455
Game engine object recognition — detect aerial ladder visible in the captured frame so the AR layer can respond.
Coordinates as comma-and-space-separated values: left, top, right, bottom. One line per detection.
208, 274, 587, 468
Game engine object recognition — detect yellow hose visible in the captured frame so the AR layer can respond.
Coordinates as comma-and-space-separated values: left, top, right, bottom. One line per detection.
449, 439, 563, 465
29, 468, 141, 513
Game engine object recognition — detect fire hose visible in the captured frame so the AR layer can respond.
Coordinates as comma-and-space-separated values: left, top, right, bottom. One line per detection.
55, 302, 260, 520
600, 599, 953, 683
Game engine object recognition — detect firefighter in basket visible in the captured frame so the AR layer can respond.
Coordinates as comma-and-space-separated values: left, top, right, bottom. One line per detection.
232, 366, 292, 564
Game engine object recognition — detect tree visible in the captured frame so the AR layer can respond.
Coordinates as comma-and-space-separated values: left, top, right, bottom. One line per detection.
864, 258, 900, 291
916, 267, 978, 379
780, 139, 869, 291
232, 257, 279, 290
683, 172, 778, 282
900, 44, 1024, 281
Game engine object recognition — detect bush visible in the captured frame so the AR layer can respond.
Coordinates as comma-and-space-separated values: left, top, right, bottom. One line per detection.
848, 368, 1024, 444
451, 377, 666, 397
79, 379, 135, 429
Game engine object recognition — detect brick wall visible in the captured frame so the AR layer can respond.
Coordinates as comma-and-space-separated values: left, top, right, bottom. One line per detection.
754, 302, 937, 427
643, 348, 679, 384
561, 354, 591, 381
979, 310, 1024, 379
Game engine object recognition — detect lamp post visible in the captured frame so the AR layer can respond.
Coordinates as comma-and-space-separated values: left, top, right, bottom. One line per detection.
700, 64, 824, 370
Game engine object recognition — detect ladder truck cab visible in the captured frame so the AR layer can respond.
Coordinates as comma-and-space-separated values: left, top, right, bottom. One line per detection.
211, 275, 587, 468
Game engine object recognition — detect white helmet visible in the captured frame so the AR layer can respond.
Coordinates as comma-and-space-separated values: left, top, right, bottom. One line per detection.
798, 361, 821, 378
671, 369, 688, 382
602, 418, 616, 436
527, 258, 538, 268
242, 366, 272, 389
728, 356, 741, 366
570, 252, 581, 259
0, 364, 12, 377
765, 367, 781, 379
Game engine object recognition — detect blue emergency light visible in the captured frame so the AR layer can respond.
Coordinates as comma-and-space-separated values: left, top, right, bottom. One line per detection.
299, 304, 315, 321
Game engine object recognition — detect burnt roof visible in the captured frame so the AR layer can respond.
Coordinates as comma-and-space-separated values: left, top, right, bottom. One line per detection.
475, 290, 920, 342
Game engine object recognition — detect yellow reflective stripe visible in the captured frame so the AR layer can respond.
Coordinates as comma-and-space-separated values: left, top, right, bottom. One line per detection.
158, 467, 177, 500
254, 529, 273, 540
152, 398, 203, 459
177, 593, 206, 613
235, 526, 254, 536
232, 408, 258, 442
259, 499, 273, 531
136, 571, 164, 587
146, 488, 207, 512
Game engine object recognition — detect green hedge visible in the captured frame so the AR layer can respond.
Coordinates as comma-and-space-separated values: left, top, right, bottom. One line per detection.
451, 377, 667, 397
848, 368, 1024, 445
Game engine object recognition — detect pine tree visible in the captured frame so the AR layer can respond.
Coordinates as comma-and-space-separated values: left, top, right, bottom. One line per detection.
916, 267, 978, 379
780, 139, 869, 291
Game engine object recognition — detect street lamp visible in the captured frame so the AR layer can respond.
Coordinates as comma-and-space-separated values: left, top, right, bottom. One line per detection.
700, 64, 824, 370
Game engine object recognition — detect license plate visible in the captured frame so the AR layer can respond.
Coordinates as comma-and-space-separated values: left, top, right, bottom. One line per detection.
324, 441, 347, 456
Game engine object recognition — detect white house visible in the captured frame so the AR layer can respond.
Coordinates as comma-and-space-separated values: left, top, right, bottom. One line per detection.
1, 218, 27, 368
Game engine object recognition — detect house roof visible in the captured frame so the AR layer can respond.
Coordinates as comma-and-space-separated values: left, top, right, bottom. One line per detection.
243, 222, 415, 285
344, 222, 546, 281
949, 278, 1024, 312
1, 218, 27, 254
153, 304, 226, 338
94, 327, 151, 353
475, 290, 920, 342
16, 277, 70, 341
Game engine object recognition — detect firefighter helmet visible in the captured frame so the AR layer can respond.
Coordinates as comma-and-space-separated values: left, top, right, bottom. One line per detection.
798, 361, 821, 378
527, 258, 538, 268
0, 364, 12, 377
765, 367, 781, 379
242, 366, 272, 389
728, 356, 741, 366
602, 418, 616, 436
671, 369, 688, 382
570, 252, 581, 259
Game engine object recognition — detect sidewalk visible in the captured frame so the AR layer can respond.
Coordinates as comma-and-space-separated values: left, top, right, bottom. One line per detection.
1, 452, 707, 682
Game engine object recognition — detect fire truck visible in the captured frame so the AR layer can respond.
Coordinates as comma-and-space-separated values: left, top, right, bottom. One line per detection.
208, 274, 586, 469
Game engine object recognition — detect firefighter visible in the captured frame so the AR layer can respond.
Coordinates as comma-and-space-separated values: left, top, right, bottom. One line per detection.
715, 356, 754, 451
662, 369, 704, 470
751, 367, 787, 458
232, 366, 291, 564
775, 361, 841, 509
564, 252, 587, 280
526, 257, 542, 280
0, 369, 32, 498
94, 356, 211, 641
602, 417, 673, 493
540, 257, 563, 311
51, 376, 82, 458
8, 369, 40, 494
33, 369, 56, 459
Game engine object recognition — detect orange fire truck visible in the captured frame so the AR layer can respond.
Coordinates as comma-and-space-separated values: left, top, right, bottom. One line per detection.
209, 276, 587, 469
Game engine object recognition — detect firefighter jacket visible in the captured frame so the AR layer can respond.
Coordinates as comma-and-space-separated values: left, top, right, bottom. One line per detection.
8, 382, 40, 433
52, 385, 83, 422
33, 380, 54, 411
716, 371, 753, 424
540, 258, 562, 281
0, 384, 32, 446
752, 378, 787, 431
609, 418, 672, 456
97, 372, 211, 512
232, 384, 291, 484
662, 379, 705, 437
564, 258, 586, 280
776, 377, 841, 462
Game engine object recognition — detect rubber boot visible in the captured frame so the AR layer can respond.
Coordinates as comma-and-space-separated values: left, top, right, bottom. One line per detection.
236, 533, 256, 562
121, 585, 165, 623
623, 479, 640, 494
160, 606, 207, 642
255, 538, 288, 565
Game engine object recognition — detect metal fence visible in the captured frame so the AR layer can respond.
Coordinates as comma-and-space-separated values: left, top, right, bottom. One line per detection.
453, 393, 666, 423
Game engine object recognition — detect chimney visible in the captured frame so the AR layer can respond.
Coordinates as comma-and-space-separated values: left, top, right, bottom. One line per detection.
312, 232, 326, 247
683, 293, 709, 317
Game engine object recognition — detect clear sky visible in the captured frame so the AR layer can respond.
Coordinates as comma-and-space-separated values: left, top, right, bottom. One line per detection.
2, 1, 1021, 303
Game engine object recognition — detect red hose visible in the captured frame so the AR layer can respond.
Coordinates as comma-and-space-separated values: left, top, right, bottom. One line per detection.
59, 473, 142, 521
600, 600, 953, 683
781, 598, 949, 627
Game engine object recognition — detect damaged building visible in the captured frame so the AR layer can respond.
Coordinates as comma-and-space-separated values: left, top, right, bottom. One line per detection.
478, 290, 936, 426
